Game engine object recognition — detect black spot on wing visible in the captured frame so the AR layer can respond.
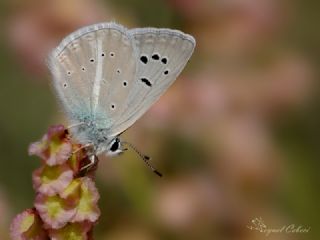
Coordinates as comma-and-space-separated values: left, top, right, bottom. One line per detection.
151, 53, 160, 60
140, 77, 152, 87
140, 55, 148, 64
161, 57, 168, 64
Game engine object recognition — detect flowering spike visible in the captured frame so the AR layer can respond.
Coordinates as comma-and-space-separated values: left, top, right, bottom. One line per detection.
12, 124, 101, 238
29, 125, 72, 166
72, 177, 100, 223
10, 208, 48, 240
32, 164, 74, 196
60, 179, 82, 206
48, 222, 92, 240
34, 194, 77, 229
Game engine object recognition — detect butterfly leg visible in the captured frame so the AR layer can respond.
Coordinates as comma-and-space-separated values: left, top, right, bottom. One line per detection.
72, 143, 94, 155
67, 122, 86, 130
80, 155, 98, 173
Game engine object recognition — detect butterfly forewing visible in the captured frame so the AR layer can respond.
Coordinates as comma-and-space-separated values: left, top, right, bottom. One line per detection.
48, 23, 137, 130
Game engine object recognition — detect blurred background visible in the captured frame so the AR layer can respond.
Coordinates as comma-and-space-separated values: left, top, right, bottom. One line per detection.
0, 0, 319, 239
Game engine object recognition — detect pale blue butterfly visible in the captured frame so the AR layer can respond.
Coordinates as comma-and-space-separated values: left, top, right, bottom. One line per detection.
47, 22, 195, 176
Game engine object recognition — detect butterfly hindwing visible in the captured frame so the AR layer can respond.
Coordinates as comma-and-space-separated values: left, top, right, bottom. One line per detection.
108, 28, 196, 136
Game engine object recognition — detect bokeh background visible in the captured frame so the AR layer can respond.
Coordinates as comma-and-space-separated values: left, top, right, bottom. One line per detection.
0, 0, 319, 239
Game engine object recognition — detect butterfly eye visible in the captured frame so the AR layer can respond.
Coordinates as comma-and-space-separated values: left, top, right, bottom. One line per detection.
109, 139, 119, 152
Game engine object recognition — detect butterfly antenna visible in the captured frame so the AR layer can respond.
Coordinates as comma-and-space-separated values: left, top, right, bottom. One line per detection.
122, 141, 162, 177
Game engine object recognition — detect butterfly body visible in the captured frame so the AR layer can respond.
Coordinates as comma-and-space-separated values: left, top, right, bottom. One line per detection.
48, 22, 195, 157
73, 121, 112, 154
